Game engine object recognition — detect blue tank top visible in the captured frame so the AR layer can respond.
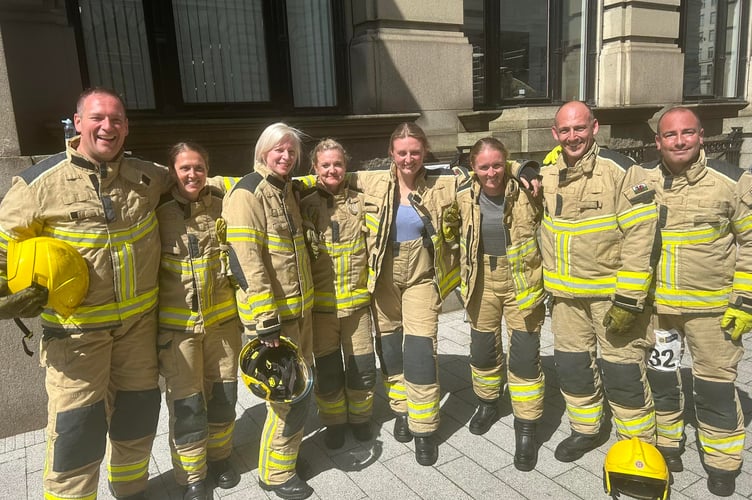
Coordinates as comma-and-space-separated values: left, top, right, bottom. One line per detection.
392, 204, 424, 242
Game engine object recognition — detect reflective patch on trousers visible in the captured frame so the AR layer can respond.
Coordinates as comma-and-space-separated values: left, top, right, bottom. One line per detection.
509, 330, 541, 380
403, 335, 436, 385
315, 349, 345, 394
174, 393, 208, 445
601, 360, 646, 408
53, 399, 107, 472
694, 377, 738, 430
470, 328, 497, 369
347, 352, 377, 391
207, 381, 238, 424
647, 369, 682, 412
376, 328, 404, 376
110, 388, 161, 441
554, 350, 596, 395
281, 391, 311, 438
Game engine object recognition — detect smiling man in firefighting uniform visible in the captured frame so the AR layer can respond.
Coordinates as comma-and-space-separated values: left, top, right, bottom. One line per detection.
0, 87, 173, 500
541, 101, 658, 463
642, 106, 750, 497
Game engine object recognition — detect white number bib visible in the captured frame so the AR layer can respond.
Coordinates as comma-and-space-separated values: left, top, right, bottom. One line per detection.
648, 328, 683, 372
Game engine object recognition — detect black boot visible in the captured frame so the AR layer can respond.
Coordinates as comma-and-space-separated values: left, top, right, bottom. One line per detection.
350, 421, 373, 441
259, 474, 314, 500
707, 470, 737, 497
209, 458, 240, 489
323, 424, 346, 449
415, 434, 439, 466
513, 419, 538, 472
393, 414, 412, 443
554, 430, 602, 462
183, 480, 208, 500
469, 399, 498, 435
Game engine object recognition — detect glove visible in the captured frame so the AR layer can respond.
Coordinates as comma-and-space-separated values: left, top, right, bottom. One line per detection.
0, 277, 47, 320
721, 306, 752, 340
442, 202, 460, 245
215, 218, 239, 289
543, 145, 562, 165
302, 206, 321, 261
257, 317, 281, 343
602, 303, 639, 336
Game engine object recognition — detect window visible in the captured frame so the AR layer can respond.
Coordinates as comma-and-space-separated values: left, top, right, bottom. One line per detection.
69, 0, 348, 115
464, 0, 596, 109
682, 0, 748, 99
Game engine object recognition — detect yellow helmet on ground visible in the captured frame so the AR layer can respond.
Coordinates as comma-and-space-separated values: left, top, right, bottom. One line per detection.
239, 336, 313, 404
6, 237, 89, 318
603, 437, 670, 500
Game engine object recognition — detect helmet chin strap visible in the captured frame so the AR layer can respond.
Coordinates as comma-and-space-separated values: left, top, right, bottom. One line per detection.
13, 317, 34, 356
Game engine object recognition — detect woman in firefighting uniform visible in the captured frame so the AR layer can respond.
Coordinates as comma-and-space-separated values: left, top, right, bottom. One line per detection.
457, 137, 546, 472
350, 122, 463, 466
298, 139, 376, 449
156, 142, 241, 500
222, 123, 315, 499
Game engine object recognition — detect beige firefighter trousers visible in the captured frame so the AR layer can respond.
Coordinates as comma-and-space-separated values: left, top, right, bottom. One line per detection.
466, 254, 545, 421
158, 317, 242, 486
646, 313, 745, 473
313, 307, 376, 425
552, 297, 655, 443
257, 313, 313, 486
372, 237, 442, 436
41, 310, 161, 499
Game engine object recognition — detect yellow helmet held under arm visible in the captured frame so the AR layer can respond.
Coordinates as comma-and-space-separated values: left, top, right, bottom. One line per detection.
6, 237, 89, 318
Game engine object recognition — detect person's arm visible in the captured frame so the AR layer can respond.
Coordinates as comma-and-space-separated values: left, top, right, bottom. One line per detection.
722, 170, 752, 339
223, 182, 279, 341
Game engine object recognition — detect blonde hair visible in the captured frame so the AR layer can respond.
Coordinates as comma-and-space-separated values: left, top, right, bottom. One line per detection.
388, 122, 430, 156
309, 138, 350, 172
254, 122, 303, 168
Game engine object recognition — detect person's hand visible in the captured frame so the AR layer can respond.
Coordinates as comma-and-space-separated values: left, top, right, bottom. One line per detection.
603, 303, 638, 336
257, 317, 281, 347
302, 220, 321, 261
442, 202, 460, 245
519, 177, 542, 197
721, 306, 752, 340
0, 277, 47, 320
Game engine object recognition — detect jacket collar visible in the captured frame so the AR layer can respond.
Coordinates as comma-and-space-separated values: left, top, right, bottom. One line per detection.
254, 161, 288, 191
555, 141, 598, 184
661, 149, 707, 184
67, 136, 124, 180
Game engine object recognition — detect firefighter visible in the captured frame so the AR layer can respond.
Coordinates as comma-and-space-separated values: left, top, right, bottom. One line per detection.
348, 122, 465, 466
0, 87, 173, 499
643, 106, 749, 497
299, 139, 376, 449
156, 142, 241, 500
222, 123, 314, 500
457, 137, 546, 471
541, 101, 659, 463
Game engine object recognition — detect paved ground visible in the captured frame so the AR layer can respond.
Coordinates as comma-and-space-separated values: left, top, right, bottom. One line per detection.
2, 309, 752, 499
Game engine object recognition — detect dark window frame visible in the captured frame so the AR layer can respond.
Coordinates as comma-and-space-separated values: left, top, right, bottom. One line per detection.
66, 0, 351, 117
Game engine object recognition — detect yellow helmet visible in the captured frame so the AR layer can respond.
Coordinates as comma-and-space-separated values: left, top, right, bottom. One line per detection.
6, 237, 89, 318
603, 437, 669, 500
239, 336, 313, 404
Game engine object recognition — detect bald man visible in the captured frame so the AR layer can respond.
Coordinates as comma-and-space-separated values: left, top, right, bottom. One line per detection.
540, 101, 658, 462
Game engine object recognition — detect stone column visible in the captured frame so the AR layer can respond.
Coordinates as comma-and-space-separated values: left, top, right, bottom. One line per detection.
598, 0, 684, 106
349, 0, 473, 156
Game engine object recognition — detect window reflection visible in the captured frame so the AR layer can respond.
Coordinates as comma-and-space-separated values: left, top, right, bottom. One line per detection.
499, 1, 549, 99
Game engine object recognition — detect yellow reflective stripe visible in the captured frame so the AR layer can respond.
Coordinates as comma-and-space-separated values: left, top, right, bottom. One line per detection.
315, 396, 347, 416
348, 397, 373, 415
43, 213, 158, 248
616, 270, 651, 293
44, 490, 97, 500
472, 372, 502, 389
267, 233, 295, 253
408, 399, 440, 420
159, 298, 237, 330
617, 203, 657, 230
171, 451, 207, 472
656, 420, 684, 440
543, 269, 616, 295
516, 284, 544, 310
437, 266, 460, 298
614, 411, 655, 436
325, 238, 366, 255
566, 402, 603, 424
733, 271, 752, 292
661, 222, 730, 245
699, 431, 745, 454
364, 213, 379, 233
42, 288, 158, 327
267, 449, 298, 471
733, 213, 752, 233
313, 292, 337, 309
208, 422, 234, 450
227, 226, 265, 245
383, 381, 406, 400
259, 408, 279, 481
223, 176, 238, 191
543, 213, 619, 235
113, 242, 136, 300
654, 286, 731, 308
508, 380, 545, 402
108, 457, 150, 483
